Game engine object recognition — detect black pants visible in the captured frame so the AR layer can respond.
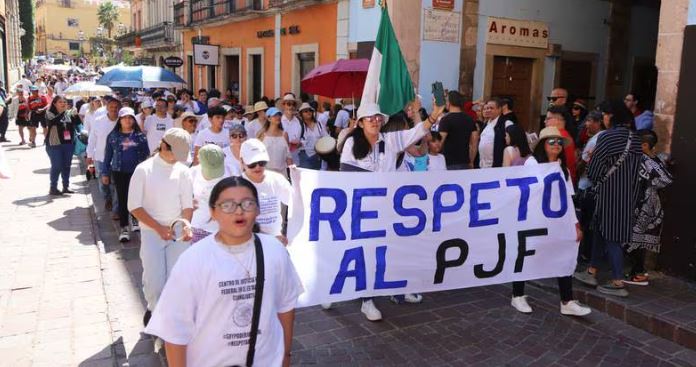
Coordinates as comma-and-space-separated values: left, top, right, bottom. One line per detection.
628, 248, 646, 276
0, 115, 8, 138
113, 171, 133, 228
512, 277, 573, 302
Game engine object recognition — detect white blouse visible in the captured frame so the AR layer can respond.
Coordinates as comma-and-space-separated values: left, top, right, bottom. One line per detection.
340, 122, 428, 172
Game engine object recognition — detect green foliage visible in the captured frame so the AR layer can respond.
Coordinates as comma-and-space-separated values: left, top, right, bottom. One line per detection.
19, 0, 35, 60
97, 1, 120, 39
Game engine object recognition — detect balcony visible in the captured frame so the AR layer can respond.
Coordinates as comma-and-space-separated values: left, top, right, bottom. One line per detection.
140, 22, 175, 49
176, 0, 265, 27
115, 30, 138, 47
174, 2, 186, 27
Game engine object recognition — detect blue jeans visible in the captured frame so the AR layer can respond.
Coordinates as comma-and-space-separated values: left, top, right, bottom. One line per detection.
298, 151, 322, 170
46, 144, 74, 190
96, 160, 118, 213
591, 231, 624, 281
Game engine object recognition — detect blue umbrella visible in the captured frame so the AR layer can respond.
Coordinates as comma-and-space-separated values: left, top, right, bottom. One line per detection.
96, 66, 186, 89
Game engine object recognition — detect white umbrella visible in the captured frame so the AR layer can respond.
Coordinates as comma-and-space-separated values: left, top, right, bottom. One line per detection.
63, 82, 113, 98
44, 64, 72, 72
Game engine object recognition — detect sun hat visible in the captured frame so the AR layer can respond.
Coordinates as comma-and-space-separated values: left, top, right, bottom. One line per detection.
356, 102, 389, 122
118, 107, 136, 119
175, 111, 201, 128
161, 128, 192, 163
538, 126, 571, 145
198, 144, 226, 180
243, 105, 255, 115
266, 107, 282, 117
253, 101, 269, 112
229, 124, 247, 136
299, 102, 314, 112
282, 93, 297, 104
240, 139, 270, 165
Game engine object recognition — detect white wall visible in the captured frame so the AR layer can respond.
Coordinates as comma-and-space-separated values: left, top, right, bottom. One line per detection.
474, 0, 612, 108
348, 0, 381, 43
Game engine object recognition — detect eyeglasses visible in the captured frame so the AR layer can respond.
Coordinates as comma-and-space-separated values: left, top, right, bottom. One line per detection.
546, 138, 565, 146
215, 199, 258, 214
363, 115, 385, 123
246, 161, 267, 169
230, 134, 246, 139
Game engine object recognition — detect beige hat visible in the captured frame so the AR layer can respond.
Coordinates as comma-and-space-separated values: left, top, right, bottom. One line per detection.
174, 111, 201, 127
538, 126, 571, 145
198, 144, 226, 180
282, 93, 297, 103
243, 105, 255, 116
253, 101, 269, 112
240, 139, 270, 165
162, 128, 192, 163
298, 102, 314, 112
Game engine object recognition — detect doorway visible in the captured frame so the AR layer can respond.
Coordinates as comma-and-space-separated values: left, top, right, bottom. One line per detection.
297, 52, 315, 98
250, 54, 262, 103
225, 55, 240, 99
207, 66, 216, 90
491, 56, 533, 131
560, 59, 593, 104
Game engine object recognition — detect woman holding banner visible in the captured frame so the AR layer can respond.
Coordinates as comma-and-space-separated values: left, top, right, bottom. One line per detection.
509, 126, 591, 316
145, 176, 303, 367
332, 101, 443, 321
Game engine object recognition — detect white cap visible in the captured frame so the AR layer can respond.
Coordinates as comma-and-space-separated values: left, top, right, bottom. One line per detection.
118, 107, 136, 119
240, 139, 270, 165
141, 98, 153, 109
356, 102, 389, 122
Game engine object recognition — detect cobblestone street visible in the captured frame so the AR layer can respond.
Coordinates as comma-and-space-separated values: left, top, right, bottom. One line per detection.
1, 131, 695, 366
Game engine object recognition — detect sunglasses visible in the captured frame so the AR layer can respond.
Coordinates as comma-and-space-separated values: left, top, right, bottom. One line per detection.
215, 199, 257, 214
246, 161, 267, 169
230, 133, 246, 139
363, 115, 385, 123
572, 106, 582, 110
547, 96, 564, 102
546, 138, 565, 146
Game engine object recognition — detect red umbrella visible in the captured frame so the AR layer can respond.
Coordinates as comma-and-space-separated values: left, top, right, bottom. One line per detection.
301, 59, 369, 98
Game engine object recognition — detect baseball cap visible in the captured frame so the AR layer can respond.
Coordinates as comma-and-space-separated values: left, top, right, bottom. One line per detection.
266, 107, 282, 117
141, 99, 154, 109
30, 85, 39, 91
198, 144, 226, 180
118, 107, 136, 119
240, 139, 270, 165
161, 128, 192, 163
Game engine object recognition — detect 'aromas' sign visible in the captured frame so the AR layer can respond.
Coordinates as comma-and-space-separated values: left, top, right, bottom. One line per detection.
486, 17, 549, 49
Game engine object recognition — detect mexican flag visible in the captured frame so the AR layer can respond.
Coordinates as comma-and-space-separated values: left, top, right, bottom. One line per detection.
361, 4, 415, 116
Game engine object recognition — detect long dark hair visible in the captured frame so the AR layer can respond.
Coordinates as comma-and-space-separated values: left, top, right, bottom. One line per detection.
599, 99, 635, 129
113, 115, 143, 134
505, 124, 531, 157
48, 95, 67, 115
350, 126, 371, 160
208, 176, 260, 209
533, 137, 569, 181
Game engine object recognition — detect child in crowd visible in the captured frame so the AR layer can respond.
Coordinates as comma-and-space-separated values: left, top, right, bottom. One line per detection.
427, 131, 447, 171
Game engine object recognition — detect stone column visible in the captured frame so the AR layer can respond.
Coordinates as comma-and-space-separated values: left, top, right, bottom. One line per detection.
387, 0, 421, 90
459, 0, 478, 100
654, 0, 690, 152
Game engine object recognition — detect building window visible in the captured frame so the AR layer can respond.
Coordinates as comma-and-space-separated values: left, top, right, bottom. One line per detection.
59, 0, 72, 8
67, 18, 79, 27
69, 42, 80, 51
208, 66, 216, 89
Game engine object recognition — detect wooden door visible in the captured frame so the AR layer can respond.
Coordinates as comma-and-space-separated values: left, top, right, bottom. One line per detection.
491, 56, 534, 131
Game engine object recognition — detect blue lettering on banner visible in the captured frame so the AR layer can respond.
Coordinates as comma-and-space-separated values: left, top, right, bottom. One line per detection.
432, 184, 464, 232
505, 177, 539, 221
330, 246, 366, 294
351, 188, 387, 240
374, 246, 408, 289
542, 173, 567, 218
393, 185, 427, 237
469, 181, 501, 227
309, 189, 347, 241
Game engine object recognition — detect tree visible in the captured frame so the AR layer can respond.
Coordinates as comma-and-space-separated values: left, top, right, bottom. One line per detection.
97, 1, 120, 39
19, 0, 35, 60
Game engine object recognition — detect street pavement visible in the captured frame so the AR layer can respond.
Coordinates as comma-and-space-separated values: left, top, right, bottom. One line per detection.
1, 126, 695, 367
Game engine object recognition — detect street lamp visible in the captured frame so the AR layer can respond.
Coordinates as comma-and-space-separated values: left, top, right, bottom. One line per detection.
78, 30, 85, 57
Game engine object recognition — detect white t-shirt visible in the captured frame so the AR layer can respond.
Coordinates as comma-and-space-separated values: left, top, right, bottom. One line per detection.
196, 115, 210, 132
242, 171, 292, 236
281, 115, 302, 144
144, 114, 174, 153
78, 102, 90, 117
299, 122, 328, 157
195, 127, 230, 149
340, 123, 428, 172
190, 165, 225, 233
87, 114, 117, 162
428, 153, 447, 171
317, 111, 330, 130
83, 107, 105, 133
127, 155, 194, 231
224, 148, 243, 176
246, 119, 263, 139
478, 117, 513, 168
334, 105, 355, 129
145, 234, 304, 367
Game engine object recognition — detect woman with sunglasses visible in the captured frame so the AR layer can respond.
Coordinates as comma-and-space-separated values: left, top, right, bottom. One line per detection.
239, 139, 292, 246
145, 176, 303, 367
333, 101, 443, 322
508, 126, 590, 317
224, 124, 247, 176
257, 107, 293, 177
297, 103, 328, 170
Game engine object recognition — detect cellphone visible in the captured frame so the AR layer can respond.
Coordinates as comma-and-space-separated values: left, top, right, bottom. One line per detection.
432, 81, 446, 107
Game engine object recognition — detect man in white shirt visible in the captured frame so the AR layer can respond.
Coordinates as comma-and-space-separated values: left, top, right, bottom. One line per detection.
129, 127, 193, 326
478, 98, 513, 168
143, 98, 174, 153
280, 93, 302, 164
177, 89, 200, 114
334, 98, 356, 135
53, 76, 67, 96
194, 106, 230, 164
82, 98, 103, 132
87, 98, 120, 216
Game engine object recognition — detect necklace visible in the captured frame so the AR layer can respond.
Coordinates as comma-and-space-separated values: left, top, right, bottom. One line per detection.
218, 235, 255, 278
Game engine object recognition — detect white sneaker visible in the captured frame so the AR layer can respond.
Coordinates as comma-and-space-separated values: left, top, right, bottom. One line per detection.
321, 303, 332, 310
119, 228, 130, 242
404, 293, 423, 304
560, 300, 591, 316
131, 217, 140, 232
361, 299, 382, 321
511, 296, 533, 313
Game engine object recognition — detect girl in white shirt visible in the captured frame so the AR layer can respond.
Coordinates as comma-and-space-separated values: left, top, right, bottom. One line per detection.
145, 176, 303, 367
257, 107, 292, 176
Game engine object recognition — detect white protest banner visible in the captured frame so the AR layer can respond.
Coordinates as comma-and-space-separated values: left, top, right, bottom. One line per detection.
287, 163, 578, 308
